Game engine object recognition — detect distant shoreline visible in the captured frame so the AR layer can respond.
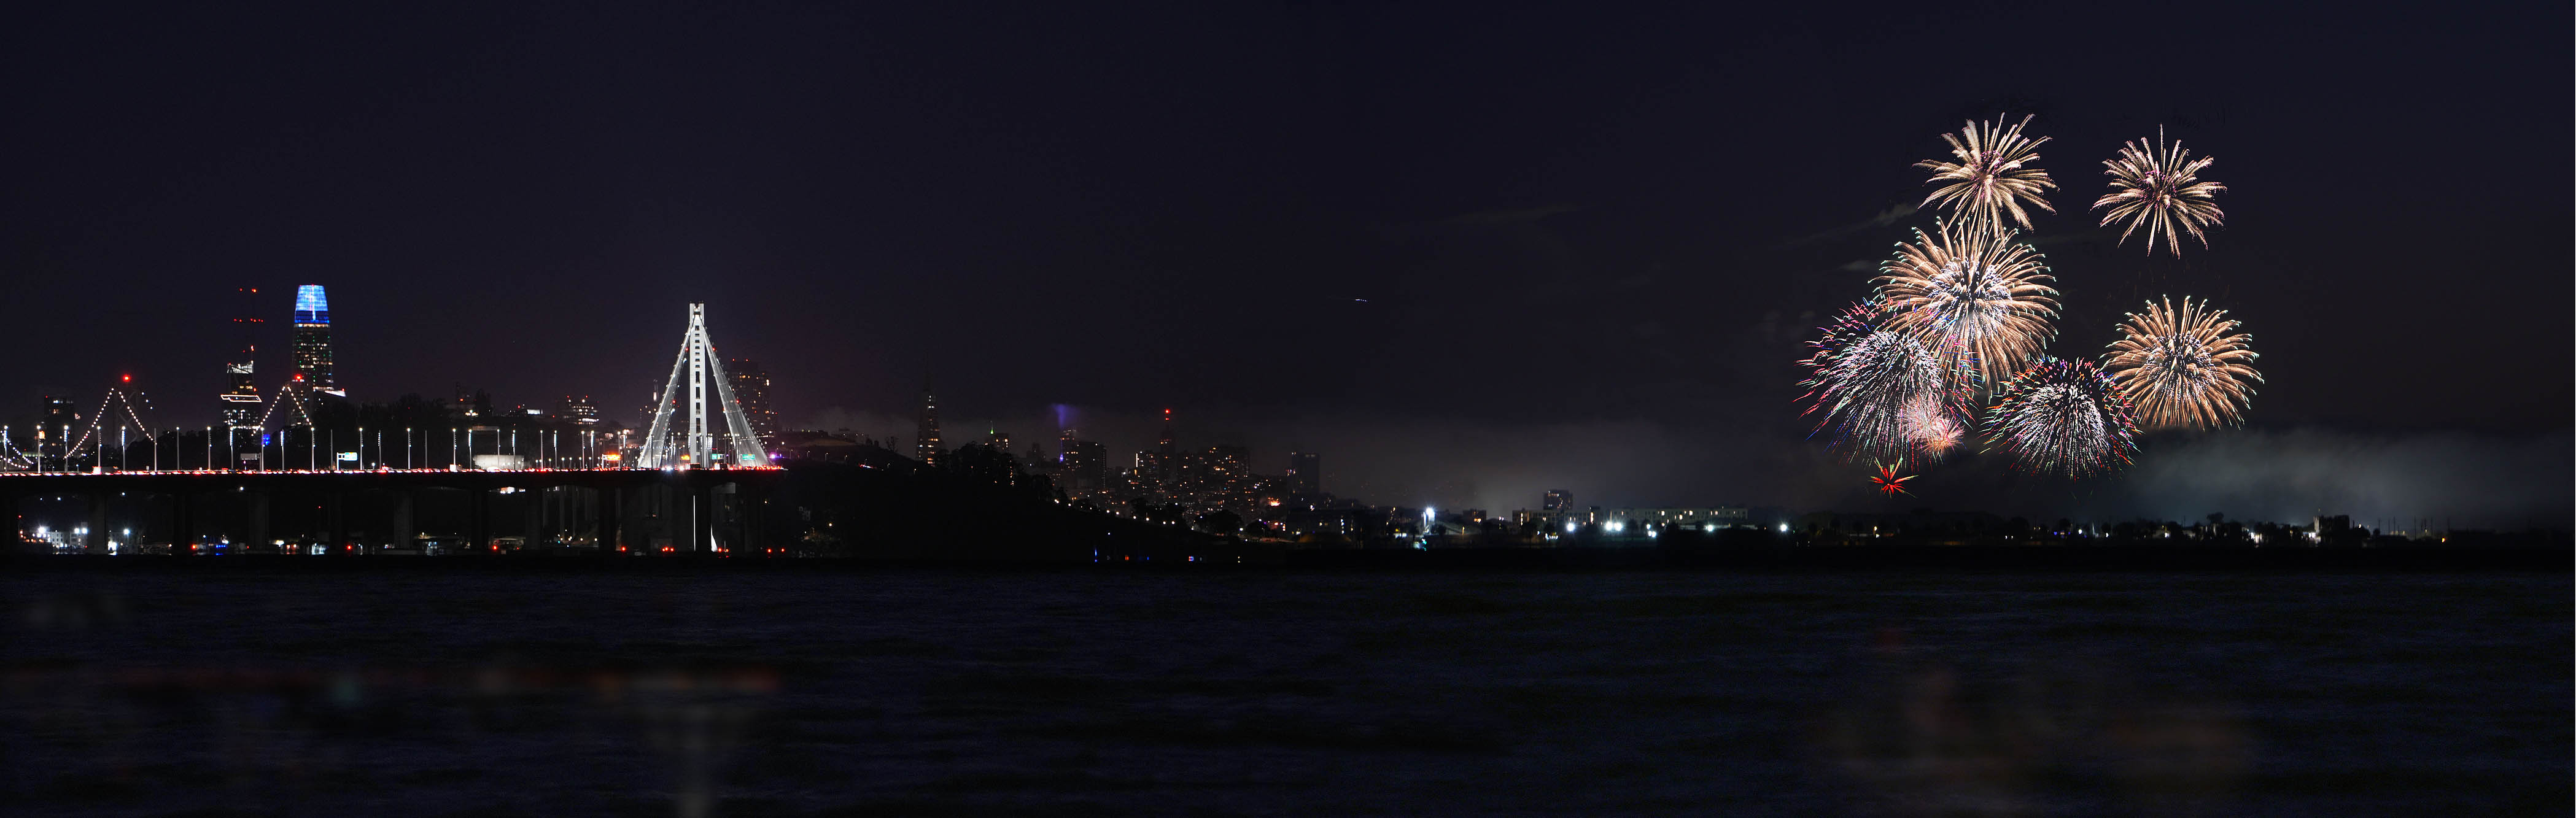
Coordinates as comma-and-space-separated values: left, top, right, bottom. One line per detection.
3, 542, 2565, 574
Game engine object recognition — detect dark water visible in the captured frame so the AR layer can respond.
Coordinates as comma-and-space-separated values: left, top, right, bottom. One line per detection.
4, 568, 2566, 816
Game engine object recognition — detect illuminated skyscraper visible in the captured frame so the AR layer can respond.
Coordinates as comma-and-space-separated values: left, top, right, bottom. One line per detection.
1156, 409, 1177, 482
39, 397, 80, 465
725, 358, 777, 444
290, 285, 341, 396
1135, 409, 1177, 485
1286, 449, 1321, 495
914, 375, 941, 466
1059, 431, 1108, 496
219, 358, 258, 426
221, 288, 265, 428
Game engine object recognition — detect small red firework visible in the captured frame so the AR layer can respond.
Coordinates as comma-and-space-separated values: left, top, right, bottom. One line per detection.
1871, 460, 1917, 496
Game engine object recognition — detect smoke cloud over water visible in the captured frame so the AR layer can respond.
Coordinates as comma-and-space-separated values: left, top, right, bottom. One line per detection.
1231, 419, 2574, 528
2089, 428, 2575, 530
800, 401, 2571, 530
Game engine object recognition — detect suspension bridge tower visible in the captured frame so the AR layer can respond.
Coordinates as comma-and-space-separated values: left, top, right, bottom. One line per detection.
637, 304, 770, 469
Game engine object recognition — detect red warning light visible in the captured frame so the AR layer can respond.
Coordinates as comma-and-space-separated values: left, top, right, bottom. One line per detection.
121, 374, 131, 383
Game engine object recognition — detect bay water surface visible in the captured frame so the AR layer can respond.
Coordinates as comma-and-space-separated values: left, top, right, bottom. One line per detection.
4, 566, 2566, 816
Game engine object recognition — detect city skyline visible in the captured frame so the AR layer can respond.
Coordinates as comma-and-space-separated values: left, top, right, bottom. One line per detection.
8, 274, 2568, 528
0, 8, 2559, 817
0, 4, 2566, 526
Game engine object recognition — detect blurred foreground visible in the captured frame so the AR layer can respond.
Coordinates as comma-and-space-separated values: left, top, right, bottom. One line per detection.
4, 568, 2566, 816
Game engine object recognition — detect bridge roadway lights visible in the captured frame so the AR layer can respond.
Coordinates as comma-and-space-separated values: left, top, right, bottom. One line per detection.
0, 469, 780, 556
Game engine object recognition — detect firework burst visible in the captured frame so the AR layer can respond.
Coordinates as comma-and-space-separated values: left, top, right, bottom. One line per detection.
1799, 302, 1974, 462
1983, 358, 2138, 478
1871, 460, 1917, 496
2103, 296, 2260, 430
1875, 220, 2060, 389
1900, 398, 1966, 458
1916, 114, 2057, 233
2093, 127, 2225, 257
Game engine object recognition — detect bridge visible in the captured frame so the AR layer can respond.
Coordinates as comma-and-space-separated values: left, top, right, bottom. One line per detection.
6, 304, 793, 556
3, 466, 783, 555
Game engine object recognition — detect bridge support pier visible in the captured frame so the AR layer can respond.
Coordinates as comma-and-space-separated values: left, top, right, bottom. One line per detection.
85, 493, 108, 554
247, 490, 270, 553
696, 484, 718, 553
468, 488, 490, 554
522, 488, 543, 549
392, 491, 415, 552
330, 490, 351, 554
602, 485, 623, 552
171, 490, 195, 555
0, 492, 19, 553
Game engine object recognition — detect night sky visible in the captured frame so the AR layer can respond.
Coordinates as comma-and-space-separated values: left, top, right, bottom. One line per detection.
4, 4, 2567, 525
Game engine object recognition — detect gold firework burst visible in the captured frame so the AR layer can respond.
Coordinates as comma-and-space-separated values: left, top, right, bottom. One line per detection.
1916, 114, 2057, 234
2102, 296, 2260, 430
2093, 127, 2227, 257
1874, 220, 2060, 390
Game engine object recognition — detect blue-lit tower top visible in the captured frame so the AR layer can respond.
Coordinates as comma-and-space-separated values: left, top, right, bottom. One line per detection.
293, 285, 330, 326
290, 284, 339, 395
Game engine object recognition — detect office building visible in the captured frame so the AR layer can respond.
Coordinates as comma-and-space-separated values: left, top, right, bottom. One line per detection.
1286, 449, 1321, 495
1061, 436, 1109, 496
39, 397, 79, 463
725, 358, 777, 444
220, 286, 265, 428
556, 396, 600, 425
219, 359, 259, 428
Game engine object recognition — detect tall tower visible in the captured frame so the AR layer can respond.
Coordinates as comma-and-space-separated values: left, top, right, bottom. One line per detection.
290, 285, 343, 396
914, 375, 941, 466
1155, 408, 1177, 482
637, 304, 770, 468
220, 287, 264, 430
